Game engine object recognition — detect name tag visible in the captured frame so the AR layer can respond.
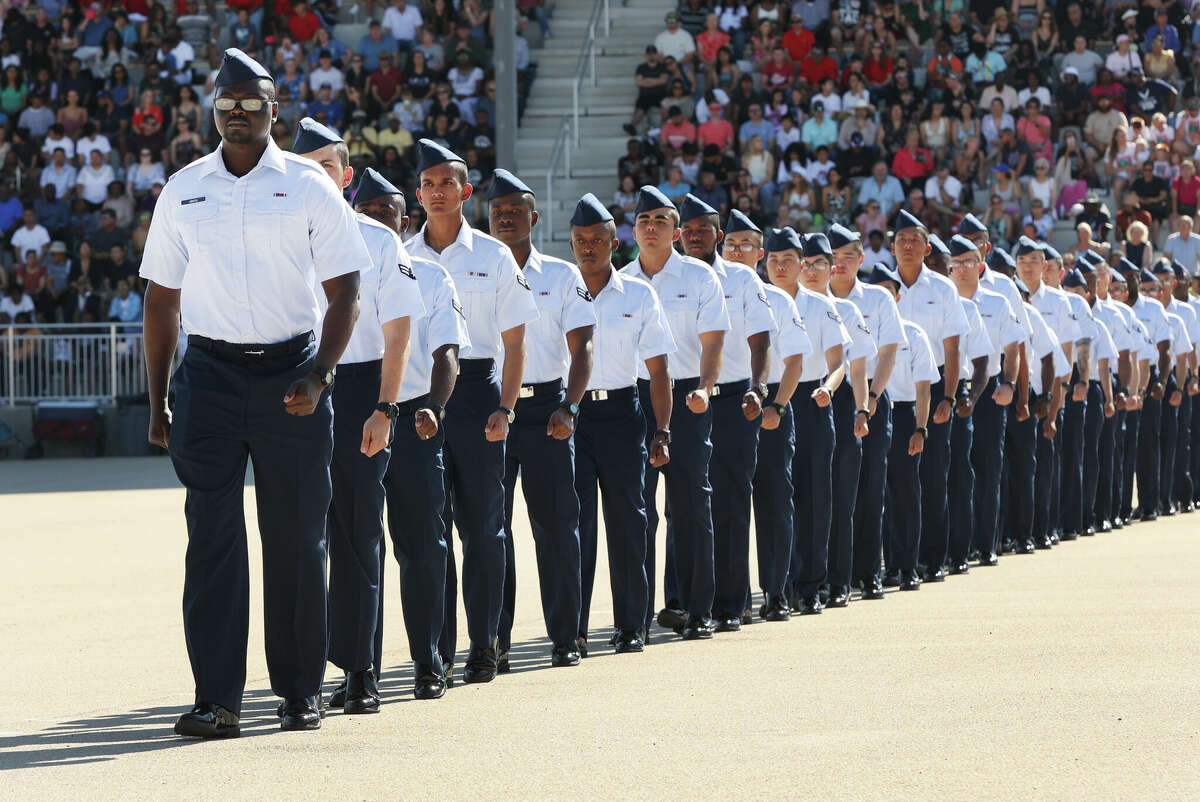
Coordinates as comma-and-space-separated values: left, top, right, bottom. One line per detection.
180, 196, 206, 206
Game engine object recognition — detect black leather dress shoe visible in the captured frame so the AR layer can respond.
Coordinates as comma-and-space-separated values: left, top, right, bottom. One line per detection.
1141, 511, 1158, 523
817, 584, 831, 606
1184, 501, 1196, 513
551, 643, 581, 667
613, 630, 645, 653
978, 552, 999, 567
1049, 531, 1060, 545
681, 615, 715, 640
923, 566, 946, 583
714, 615, 741, 632
174, 702, 240, 739
1111, 518, 1124, 530
463, 643, 498, 684
413, 665, 446, 700
763, 595, 792, 620
1162, 503, 1177, 516
326, 678, 348, 708
343, 670, 380, 714
442, 660, 454, 688
1035, 535, 1053, 550
496, 649, 511, 674
789, 596, 803, 612
898, 570, 921, 591
1017, 539, 1035, 554
798, 595, 823, 614
656, 606, 687, 630
882, 570, 902, 588
1081, 526, 1096, 536
948, 561, 969, 576
1099, 520, 1112, 532
280, 697, 322, 731
1000, 538, 1016, 554
577, 636, 588, 658
1060, 530, 1078, 541
861, 576, 885, 600
825, 585, 849, 607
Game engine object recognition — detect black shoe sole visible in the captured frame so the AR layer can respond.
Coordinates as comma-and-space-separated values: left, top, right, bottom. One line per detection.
343, 698, 380, 714
462, 670, 497, 684
680, 629, 713, 640
414, 685, 446, 700
280, 715, 321, 731
174, 721, 240, 739
656, 609, 687, 630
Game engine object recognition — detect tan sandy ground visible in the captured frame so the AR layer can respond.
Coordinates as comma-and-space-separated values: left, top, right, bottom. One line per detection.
1, 457, 1197, 799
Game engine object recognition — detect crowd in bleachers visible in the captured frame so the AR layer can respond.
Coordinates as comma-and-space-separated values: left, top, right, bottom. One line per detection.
614, 0, 1200, 276
0, 0, 548, 333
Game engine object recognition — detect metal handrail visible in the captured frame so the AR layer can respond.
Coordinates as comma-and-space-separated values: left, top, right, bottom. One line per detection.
3, 322, 147, 404
540, 116, 572, 250
571, 0, 612, 148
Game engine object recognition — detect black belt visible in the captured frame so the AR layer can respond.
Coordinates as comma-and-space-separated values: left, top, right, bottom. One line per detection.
638, 377, 681, 393
893, 400, 916, 408
459, 358, 495, 376
395, 394, 430, 417
710, 378, 750, 398
336, 359, 382, 377
583, 386, 636, 404
518, 379, 563, 399
187, 331, 313, 362
797, 379, 822, 393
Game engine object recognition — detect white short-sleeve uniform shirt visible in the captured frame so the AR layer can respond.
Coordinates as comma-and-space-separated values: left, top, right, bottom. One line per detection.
896, 267, 970, 368
587, 268, 677, 391
967, 287, 1025, 377
711, 255, 776, 383
789, 284, 851, 382
888, 319, 940, 402
841, 279, 907, 376
396, 256, 472, 404
517, 247, 598, 384
762, 283, 813, 384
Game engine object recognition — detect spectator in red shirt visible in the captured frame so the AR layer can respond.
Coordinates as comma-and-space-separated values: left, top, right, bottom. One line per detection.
892, 128, 934, 185
660, 105, 697, 158
761, 46, 795, 89
1172, 159, 1200, 219
926, 40, 963, 93
781, 17, 814, 63
797, 44, 838, 87
699, 102, 735, 153
1089, 68, 1126, 113
696, 13, 730, 65
287, 0, 323, 45
863, 42, 893, 88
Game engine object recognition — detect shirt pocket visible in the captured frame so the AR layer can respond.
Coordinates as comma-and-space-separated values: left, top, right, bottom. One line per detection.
252, 193, 303, 255
598, 309, 639, 365
661, 292, 698, 336
175, 201, 220, 257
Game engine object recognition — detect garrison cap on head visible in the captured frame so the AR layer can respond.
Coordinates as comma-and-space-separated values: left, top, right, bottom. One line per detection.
894, 208, 926, 233
958, 213, 987, 236
570, 193, 613, 227
1152, 261, 1173, 277
986, 247, 1015, 271
416, 138, 466, 174
827, 223, 860, 249
1063, 269, 1087, 289
678, 193, 719, 224
765, 226, 803, 254
1173, 260, 1188, 279
1140, 268, 1159, 283
928, 234, 950, 256
352, 167, 403, 206
802, 232, 833, 258
726, 209, 761, 234
1075, 258, 1095, 276
292, 116, 342, 153
1076, 249, 1099, 267
1109, 269, 1127, 285
215, 48, 273, 87
867, 262, 901, 286
634, 185, 676, 216
947, 234, 980, 257
1013, 236, 1042, 256
1118, 257, 1139, 275
1042, 243, 1062, 261
488, 168, 534, 201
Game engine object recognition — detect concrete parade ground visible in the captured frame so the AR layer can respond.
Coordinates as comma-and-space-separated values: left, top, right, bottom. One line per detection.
1, 457, 1197, 799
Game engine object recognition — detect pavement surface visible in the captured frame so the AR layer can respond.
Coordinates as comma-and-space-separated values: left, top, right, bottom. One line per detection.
1, 457, 1198, 799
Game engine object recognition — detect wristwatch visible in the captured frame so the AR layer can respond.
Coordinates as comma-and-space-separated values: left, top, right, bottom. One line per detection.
559, 401, 580, 418
868, 390, 879, 400
915, 426, 929, 439
752, 382, 769, 401
1000, 379, 1016, 390
498, 406, 515, 424
376, 401, 399, 419
942, 395, 956, 406
654, 428, 672, 444
856, 408, 870, 418
312, 363, 334, 388
768, 401, 788, 416
426, 402, 446, 422
1061, 381, 1073, 391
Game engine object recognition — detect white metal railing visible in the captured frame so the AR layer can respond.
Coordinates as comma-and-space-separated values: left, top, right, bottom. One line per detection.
539, 0, 614, 249
2, 323, 146, 404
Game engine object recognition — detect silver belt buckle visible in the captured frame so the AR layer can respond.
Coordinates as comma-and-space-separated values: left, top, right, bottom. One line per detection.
710, 384, 721, 397
519, 385, 535, 398
245, 349, 265, 355
589, 389, 609, 401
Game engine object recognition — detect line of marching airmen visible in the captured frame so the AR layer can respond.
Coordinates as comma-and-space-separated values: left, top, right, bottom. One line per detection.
148, 50, 1200, 740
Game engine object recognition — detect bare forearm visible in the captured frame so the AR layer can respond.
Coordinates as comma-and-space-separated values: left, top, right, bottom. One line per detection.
749, 333, 770, 387
1075, 339, 1092, 380
647, 359, 673, 428
871, 344, 897, 395
773, 355, 804, 406
942, 336, 961, 390
915, 382, 930, 427
1100, 359, 1112, 403
698, 333, 724, 393
969, 358, 988, 405
429, 344, 459, 407
564, 327, 594, 405
1117, 350, 1131, 389
378, 317, 411, 402
142, 282, 180, 412
316, 274, 360, 369
850, 357, 869, 409
499, 336, 525, 409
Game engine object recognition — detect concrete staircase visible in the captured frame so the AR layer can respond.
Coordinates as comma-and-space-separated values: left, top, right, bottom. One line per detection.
519, 0, 676, 257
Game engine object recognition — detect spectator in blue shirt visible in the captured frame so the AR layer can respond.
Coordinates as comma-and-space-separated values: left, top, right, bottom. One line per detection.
1145, 8, 1181, 55
0, 184, 23, 239
34, 184, 70, 236
357, 22, 399, 72
738, 102, 775, 149
307, 84, 345, 129
693, 168, 730, 216
856, 159, 906, 217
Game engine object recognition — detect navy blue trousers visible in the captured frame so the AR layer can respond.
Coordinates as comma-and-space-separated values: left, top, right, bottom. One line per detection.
852, 393, 891, 583
1121, 407, 1141, 520
788, 380, 836, 598
885, 401, 922, 573
169, 338, 331, 715
500, 387, 582, 651
1160, 373, 1180, 510
639, 378, 716, 625
918, 376, 953, 571
752, 386, 794, 600
576, 387, 647, 636
827, 383, 862, 590
1138, 374, 1162, 516
969, 379, 1006, 557
1097, 404, 1123, 528
1079, 381, 1104, 531
1191, 393, 1200, 503
1060, 381, 1087, 534
375, 396, 449, 674
440, 359, 507, 659
947, 389, 975, 565
1034, 409, 1063, 541
1004, 411, 1037, 546
1176, 392, 1193, 506
710, 382, 760, 619
327, 362, 389, 674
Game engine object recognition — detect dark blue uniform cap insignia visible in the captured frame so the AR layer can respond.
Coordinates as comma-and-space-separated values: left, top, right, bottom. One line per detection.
352, 167, 403, 206
488, 169, 535, 201
416, 138, 466, 174
570, 193, 613, 226
215, 48, 273, 87
292, 116, 342, 154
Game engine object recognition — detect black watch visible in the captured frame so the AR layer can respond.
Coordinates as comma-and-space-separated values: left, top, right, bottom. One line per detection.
856, 408, 870, 417
560, 401, 580, 418
768, 401, 788, 416
376, 401, 399, 419
311, 363, 334, 388
752, 382, 769, 401
1000, 379, 1016, 390
942, 395, 956, 406
427, 402, 446, 422
654, 428, 671, 444
868, 390, 879, 400
1061, 381, 1072, 390
915, 426, 929, 439
498, 406, 515, 424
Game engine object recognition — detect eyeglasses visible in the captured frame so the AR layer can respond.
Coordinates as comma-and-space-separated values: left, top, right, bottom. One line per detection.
213, 97, 269, 112
723, 242, 759, 253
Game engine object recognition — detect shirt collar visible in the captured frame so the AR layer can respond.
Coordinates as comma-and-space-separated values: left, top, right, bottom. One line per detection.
634, 249, 683, 280
523, 245, 544, 274
200, 138, 288, 180
602, 266, 626, 295
414, 216, 476, 254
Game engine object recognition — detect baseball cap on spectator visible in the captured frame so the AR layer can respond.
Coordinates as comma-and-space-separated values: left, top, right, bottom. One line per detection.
645, 45, 658, 54
1085, 192, 1101, 204
992, 164, 1012, 174
1156, 7, 1168, 16
1117, 34, 1130, 44
812, 100, 824, 112
49, 242, 67, 254
1121, 9, 1137, 21
1062, 67, 1079, 79
665, 11, 678, 22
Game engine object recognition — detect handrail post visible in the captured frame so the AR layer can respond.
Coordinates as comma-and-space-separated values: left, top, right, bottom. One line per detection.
5, 326, 13, 406
588, 26, 596, 86
109, 324, 118, 402
572, 82, 580, 148
603, 0, 610, 36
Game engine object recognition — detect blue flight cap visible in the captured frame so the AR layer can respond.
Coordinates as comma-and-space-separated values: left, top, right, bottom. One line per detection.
1139, 268, 1159, 283
416, 138, 466, 174
570, 193, 613, 227
764, 226, 803, 254
1173, 260, 1188, 279
352, 167, 403, 206
292, 116, 342, 154
958, 213, 987, 236
488, 168, 534, 201
634, 185, 676, 217
894, 209, 926, 233
928, 233, 950, 256
827, 222, 860, 250
1063, 269, 1087, 288
867, 262, 901, 285
987, 248, 1015, 271
1075, 258, 1096, 276
1109, 269, 1127, 285
1013, 236, 1042, 256
1014, 276, 1031, 295
1152, 260, 1173, 276
947, 234, 979, 257
801, 232, 833, 258
1042, 243, 1063, 261
678, 193, 719, 224
214, 48, 273, 87
1118, 257, 1139, 275
726, 209, 761, 234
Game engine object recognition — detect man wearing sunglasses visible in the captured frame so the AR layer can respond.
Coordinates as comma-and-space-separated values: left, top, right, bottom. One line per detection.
141, 49, 372, 738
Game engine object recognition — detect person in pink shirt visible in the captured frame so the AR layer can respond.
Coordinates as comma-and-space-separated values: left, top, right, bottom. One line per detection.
659, 105, 697, 160
761, 46, 795, 89
1017, 98, 1053, 162
698, 102, 735, 152
696, 13, 730, 65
